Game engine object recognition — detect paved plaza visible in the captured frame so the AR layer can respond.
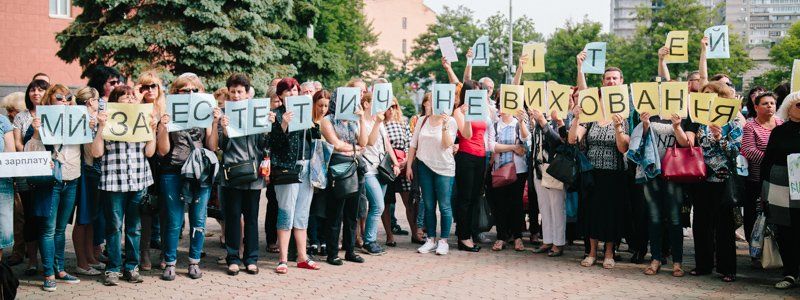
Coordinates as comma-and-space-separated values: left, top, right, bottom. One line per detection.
10, 195, 800, 299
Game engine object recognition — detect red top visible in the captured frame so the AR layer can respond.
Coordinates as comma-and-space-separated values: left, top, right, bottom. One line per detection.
457, 121, 487, 157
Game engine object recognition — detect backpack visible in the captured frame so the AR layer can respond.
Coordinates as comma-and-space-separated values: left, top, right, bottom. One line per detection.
0, 261, 19, 300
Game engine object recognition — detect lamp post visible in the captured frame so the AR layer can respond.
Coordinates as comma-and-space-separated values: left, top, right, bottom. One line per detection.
506, 0, 514, 84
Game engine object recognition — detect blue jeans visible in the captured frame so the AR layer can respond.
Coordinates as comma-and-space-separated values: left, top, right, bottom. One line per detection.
643, 177, 683, 263
417, 161, 454, 239
104, 189, 146, 273
40, 180, 77, 277
274, 161, 314, 230
82, 165, 106, 247
0, 179, 14, 249
363, 174, 387, 244
160, 174, 211, 264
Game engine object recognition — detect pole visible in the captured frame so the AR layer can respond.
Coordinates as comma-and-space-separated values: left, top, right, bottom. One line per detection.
507, 0, 513, 84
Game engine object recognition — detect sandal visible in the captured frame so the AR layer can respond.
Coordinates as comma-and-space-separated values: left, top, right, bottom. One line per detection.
603, 258, 616, 269
721, 274, 736, 282
532, 245, 552, 254
672, 263, 685, 277
643, 260, 661, 275
547, 248, 563, 257
580, 256, 596, 267
275, 262, 288, 274
513, 239, 525, 252
491, 240, 506, 251
297, 259, 321, 270
245, 264, 259, 275
775, 276, 797, 289
227, 264, 239, 276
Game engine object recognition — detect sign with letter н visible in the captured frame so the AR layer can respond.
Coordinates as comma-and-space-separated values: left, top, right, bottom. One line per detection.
470, 36, 490, 67
432, 84, 456, 115
166, 93, 216, 132
37, 105, 92, 145
103, 103, 154, 142
665, 31, 689, 64
500, 84, 524, 115
371, 83, 393, 115
659, 82, 688, 119
0, 152, 53, 178
287, 95, 313, 132
224, 99, 271, 138
581, 42, 607, 74
464, 89, 488, 122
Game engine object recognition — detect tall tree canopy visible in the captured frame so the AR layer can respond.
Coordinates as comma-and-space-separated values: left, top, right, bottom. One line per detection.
752, 21, 800, 89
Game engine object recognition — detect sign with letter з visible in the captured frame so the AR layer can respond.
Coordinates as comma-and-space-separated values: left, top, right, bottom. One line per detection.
103, 103, 154, 142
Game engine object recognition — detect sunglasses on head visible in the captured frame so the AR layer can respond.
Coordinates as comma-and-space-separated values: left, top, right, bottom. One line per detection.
139, 84, 158, 93
178, 88, 199, 94
54, 93, 73, 102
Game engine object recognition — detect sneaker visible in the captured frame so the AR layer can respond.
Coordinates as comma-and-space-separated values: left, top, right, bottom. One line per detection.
161, 265, 176, 281
97, 252, 109, 263
89, 262, 106, 270
435, 239, 449, 255
217, 255, 226, 265
361, 242, 385, 256
42, 279, 57, 292
123, 268, 144, 283
75, 266, 102, 276
103, 271, 121, 286
417, 238, 437, 254
56, 273, 81, 284
188, 264, 202, 279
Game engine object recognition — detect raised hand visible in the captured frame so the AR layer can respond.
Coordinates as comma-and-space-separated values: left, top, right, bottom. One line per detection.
640, 112, 651, 130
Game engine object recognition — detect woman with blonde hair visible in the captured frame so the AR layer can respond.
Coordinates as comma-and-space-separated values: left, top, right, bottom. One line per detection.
1, 92, 26, 121
381, 98, 416, 247
72, 87, 106, 276
31, 84, 83, 291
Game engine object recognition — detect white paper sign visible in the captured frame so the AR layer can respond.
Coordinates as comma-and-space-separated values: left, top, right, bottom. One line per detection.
788, 153, 800, 201
438, 36, 458, 62
0, 151, 53, 177
470, 36, 490, 67
704, 25, 730, 59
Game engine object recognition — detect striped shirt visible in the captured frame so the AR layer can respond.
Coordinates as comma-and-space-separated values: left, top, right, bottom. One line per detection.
99, 141, 154, 192
741, 118, 783, 182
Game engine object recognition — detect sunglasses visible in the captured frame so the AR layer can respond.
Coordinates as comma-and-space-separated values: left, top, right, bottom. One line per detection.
390, 104, 399, 109
54, 93, 73, 102
178, 88, 199, 94
139, 84, 158, 93
107, 80, 120, 86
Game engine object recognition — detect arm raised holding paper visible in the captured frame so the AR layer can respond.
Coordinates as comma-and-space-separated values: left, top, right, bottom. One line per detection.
91, 111, 108, 158
463, 48, 473, 82
512, 54, 528, 85
442, 57, 460, 85
658, 46, 671, 81
567, 105, 587, 144
699, 36, 709, 87
204, 107, 223, 151
576, 50, 588, 91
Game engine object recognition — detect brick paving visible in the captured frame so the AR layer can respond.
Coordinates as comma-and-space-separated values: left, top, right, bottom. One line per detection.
10, 194, 800, 299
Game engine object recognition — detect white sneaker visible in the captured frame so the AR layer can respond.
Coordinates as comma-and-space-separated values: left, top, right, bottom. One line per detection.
74, 266, 101, 276
435, 239, 449, 255
417, 238, 437, 254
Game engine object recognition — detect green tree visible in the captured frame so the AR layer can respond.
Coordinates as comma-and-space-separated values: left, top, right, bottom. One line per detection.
624, 0, 752, 85
752, 21, 800, 89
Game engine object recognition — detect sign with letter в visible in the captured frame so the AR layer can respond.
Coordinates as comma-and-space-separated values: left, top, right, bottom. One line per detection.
500, 84, 524, 115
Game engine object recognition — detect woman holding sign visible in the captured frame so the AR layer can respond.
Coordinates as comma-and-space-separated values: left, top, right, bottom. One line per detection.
92, 85, 157, 286
155, 74, 221, 280
568, 101, 630, 269
382, 98, 416, 247
489, 109, 530, 252
529, 109, 568, 256
683, 81, 743, 282
762, 92, 800, 289
218, 74, 273, 276
31, 84, 84, 291
453, 80, 484, 252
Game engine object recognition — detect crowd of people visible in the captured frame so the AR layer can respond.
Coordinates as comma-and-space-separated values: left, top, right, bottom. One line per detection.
0, 36, 799, 293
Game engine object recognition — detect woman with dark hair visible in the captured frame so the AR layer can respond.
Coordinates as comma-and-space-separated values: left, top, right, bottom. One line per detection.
684, 81, 744, 282
745, 86, 767, 119
32, 84, 83, 291
763, 92, 800, 289
13, 79, 49, 276
408, 93, 432, 243
92, 85, 157, 286
87, 66, 122, 111
774, 82, 791, 108
453, 79, 484, 252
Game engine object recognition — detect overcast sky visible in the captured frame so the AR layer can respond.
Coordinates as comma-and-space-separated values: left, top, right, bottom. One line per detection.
422, 0, 611, 37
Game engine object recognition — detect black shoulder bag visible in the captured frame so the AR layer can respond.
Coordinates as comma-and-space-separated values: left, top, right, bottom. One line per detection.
271, 129, 307, 185
223, 135, 259, 186
363, 127, 396, 184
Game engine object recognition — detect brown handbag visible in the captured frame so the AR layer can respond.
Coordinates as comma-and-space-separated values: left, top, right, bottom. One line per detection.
661, 144, 707, 183
492, 162, 517, 188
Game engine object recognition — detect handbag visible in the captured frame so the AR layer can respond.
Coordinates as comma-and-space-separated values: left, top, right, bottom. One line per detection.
546, 150, 577, 186
27, 143, 63, 188
139, 193, 159, 215
749, 212, 766, 258
761, 227, 783, 269
270, 130, 309, 185
540, 163, 564, 190
310, 140, 334, 189
393, 148, 407, 172
222, 135, 259, 186
474, 193, 494, 232
661, 145, 707, 183
329, 144, 360, 198
0, 261, 19, 300
491, 162, 517, 188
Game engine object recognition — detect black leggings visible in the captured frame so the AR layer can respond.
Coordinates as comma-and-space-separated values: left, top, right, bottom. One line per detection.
19, 191, 40, 243
326, 192, 359, 258
264, 184, 278, 246
454, 152, 486, 241
493, 173, 527, 241
743, 180, 760, 244
692, 181, 737, 275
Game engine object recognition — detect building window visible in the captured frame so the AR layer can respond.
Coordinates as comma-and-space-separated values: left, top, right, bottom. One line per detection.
402, 17, 407, 29
49, 0, 70, 18
402, 39, 407, 55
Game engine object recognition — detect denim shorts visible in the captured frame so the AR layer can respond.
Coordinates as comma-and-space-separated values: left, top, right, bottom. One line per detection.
0, 179, 15, 248
274, 161, 314, 230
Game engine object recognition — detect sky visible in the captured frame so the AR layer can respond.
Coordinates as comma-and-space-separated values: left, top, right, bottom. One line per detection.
422, 0, 611, 37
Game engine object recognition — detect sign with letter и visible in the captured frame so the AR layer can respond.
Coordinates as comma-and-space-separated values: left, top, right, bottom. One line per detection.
665, 31, 689, 64
464, 89, 488, 122
470, 36, 490, 67
524, 81, 546, 112
704, 25, 730, 59
103, 103, 154, 142
432, 84, 456, 115
166, 93, 216, 132
224, 99, 271, 138
37, 105, 92, 145
335, 87, 362, 121
0, 151, 53, 178
581, 42, 607, 74
287, 95, 313, 132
